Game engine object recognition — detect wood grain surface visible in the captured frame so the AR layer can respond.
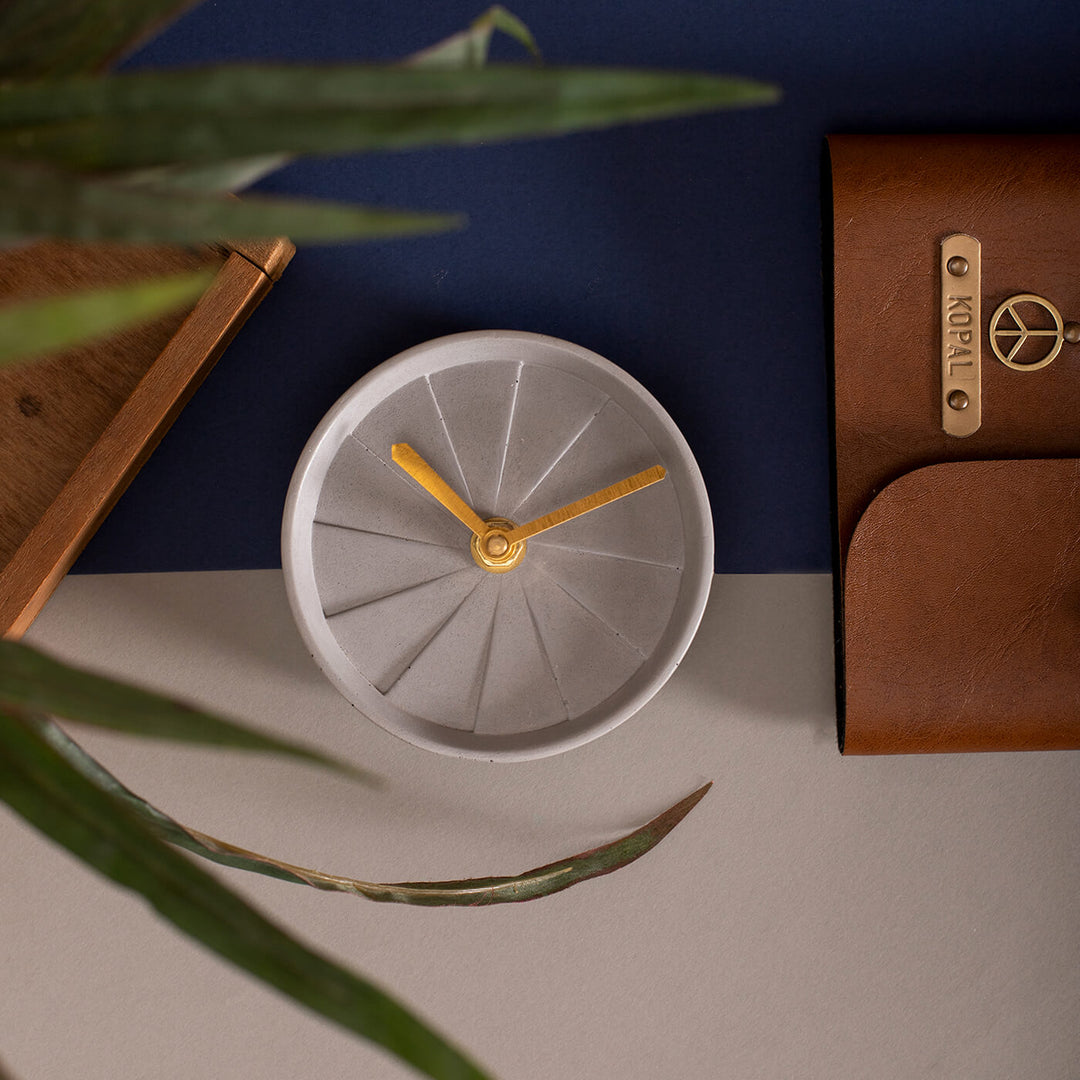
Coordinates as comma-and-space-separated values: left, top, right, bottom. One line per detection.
0, 237, 294, 637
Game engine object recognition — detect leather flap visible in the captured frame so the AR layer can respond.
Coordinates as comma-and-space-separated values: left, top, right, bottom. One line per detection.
842, 458, 1080, 753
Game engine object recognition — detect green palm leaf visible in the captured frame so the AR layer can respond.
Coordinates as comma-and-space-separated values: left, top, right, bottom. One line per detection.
0, 64, 779, 171
114, 5, 541, 195
115, 155, 292, 195
0, 708, 489, 1080
2, 158, 462, 245
0, 642, 373, 782
0, 268, 212, 367
0, 0, 204, 79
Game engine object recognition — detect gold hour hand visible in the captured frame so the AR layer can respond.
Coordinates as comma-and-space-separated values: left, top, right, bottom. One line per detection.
391, 443, 486, 537
503, 465, 666, 545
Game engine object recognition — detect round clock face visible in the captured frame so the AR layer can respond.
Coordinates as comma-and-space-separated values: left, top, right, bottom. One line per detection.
282, 331, 712, 760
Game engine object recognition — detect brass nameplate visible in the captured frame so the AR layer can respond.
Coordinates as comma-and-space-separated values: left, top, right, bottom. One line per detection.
940, 234, 981, 437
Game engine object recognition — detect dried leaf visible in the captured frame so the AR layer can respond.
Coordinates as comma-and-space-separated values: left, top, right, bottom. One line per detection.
0, 269, 211, 367
0, 709, 489, 1080
42, 715, 711, 906
478, 6, 541, 58
408, 5, 540, 69
0, 642, 374, 784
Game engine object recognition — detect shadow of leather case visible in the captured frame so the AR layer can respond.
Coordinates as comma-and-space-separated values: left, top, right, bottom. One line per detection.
829, 135, 1080, 753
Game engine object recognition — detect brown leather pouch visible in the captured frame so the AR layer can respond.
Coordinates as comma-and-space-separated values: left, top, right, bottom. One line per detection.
829, 134, 1080, 753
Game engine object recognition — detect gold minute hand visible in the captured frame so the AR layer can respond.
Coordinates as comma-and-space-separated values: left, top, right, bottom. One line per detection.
391, 443, 487, 537
503, 465, 666, 545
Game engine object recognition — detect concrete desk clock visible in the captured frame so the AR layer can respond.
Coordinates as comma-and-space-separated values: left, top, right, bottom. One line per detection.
282, 331, 713, 760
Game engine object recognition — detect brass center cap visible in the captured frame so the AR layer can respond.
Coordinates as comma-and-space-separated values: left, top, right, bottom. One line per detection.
471, 518, 526, 573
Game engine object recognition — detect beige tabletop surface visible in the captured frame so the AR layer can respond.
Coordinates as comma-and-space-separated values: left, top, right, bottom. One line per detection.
4, 570, 1078, 1079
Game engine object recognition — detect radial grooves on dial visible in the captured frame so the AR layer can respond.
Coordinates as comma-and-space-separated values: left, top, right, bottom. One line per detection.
318, 563, 477, 689
531, 542, 679, 656
427, 360, 520, 518
321, 567, 469, 619
522, 585, 570, 719
535, 563, 647, 658
516, 567, 643, 723
312, 519, 455, 549
383, 575, 500, 729
506, 400, 608, 519
472, 574, 571, 734
469, 594, 500, 732
529, 538, 682, 570
379, 579, 482, 695
323, 434, 466, 549
491, 360, 523, 513
312, 502, 474, 623
423, 373, 474, 506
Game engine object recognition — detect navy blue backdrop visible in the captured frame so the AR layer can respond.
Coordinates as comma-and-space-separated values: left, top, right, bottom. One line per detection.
73, 0, 1080, 575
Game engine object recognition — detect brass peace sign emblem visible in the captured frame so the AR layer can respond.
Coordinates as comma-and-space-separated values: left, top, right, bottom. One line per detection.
989, 293, 1065, 371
